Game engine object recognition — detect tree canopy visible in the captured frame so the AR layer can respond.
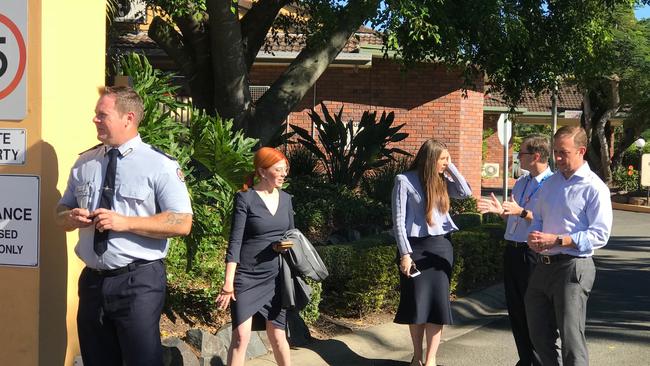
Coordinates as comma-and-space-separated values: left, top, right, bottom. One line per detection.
138, 0, 646, 146
557, 3, 650, 182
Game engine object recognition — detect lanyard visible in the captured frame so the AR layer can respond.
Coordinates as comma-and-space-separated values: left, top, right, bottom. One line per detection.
517, 173, 551, 207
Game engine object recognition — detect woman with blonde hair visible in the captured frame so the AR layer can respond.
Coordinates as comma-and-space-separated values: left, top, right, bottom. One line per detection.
392, 139, 472, 366
216, 147, 294, 366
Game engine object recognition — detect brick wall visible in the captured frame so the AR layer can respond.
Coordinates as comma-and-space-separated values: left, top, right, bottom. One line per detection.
250, 57, 484, 195
482, 114, 516, 189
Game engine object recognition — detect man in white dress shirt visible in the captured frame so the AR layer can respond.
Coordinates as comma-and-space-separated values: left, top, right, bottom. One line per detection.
526, 126, 612, 366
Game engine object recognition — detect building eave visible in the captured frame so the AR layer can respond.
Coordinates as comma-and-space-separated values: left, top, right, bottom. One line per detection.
253, 51, 373, 67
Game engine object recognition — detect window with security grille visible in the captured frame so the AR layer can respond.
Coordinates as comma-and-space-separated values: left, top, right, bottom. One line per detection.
250, 86, 270, 103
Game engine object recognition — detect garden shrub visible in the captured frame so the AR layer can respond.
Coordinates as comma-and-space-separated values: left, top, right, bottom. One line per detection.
165, 236, 227, 325
291, 103, 410, 189
482, 212, 505, 225
451, 227, 506, 294
317, 227, 505, 318
300, 279, 323, 325
361, 156, 412, 204
317, 234, 399, 317
452, 212, 482, 230
286, 175, 390, 242
450, 196, 478, 215
612, 165, 640, 192
287, 146, 320, 177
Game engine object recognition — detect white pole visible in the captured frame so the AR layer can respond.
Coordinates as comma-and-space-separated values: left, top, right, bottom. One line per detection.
503, 133, 509, 202
551, 84, 558, 170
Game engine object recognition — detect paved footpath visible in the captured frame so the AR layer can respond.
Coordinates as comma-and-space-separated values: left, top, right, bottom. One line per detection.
249, 210, 650, 366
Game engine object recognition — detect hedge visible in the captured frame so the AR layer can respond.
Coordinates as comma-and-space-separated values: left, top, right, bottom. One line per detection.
317, 223, 506, 318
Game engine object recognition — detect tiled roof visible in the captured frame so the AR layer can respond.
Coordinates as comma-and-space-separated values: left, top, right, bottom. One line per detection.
113, 31, 158, 49
485, 85, 583, 112
114, 28, 383, 54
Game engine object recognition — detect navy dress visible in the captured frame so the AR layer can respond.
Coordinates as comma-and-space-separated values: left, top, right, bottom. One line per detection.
226, 189, 294, 331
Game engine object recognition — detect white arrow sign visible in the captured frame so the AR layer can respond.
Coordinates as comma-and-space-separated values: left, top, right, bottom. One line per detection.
497, 113, 512, 146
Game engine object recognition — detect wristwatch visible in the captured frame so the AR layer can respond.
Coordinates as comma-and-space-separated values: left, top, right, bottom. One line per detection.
556, 235, 564, 247
519, 209, 528, 218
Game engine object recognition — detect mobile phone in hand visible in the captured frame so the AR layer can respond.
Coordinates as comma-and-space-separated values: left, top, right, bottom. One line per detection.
409, 264, 421, 278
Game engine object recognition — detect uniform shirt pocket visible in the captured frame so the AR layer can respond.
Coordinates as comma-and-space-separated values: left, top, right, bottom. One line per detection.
116, 182, 154, 215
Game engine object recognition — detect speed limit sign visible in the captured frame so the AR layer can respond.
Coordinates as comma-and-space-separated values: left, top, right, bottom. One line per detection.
0, 3, 27, 121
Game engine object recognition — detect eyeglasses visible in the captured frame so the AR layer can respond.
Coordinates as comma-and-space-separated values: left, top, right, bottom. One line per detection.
518, 152, 534, 155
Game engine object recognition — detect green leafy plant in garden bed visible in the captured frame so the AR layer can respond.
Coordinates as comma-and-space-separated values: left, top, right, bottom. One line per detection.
286, 175, 391, 243
317, 222, 506, 318
291, 103, 410, 189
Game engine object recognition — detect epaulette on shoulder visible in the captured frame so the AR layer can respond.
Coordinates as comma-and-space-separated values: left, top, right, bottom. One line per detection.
149, 146, 177, 161
79, 143, 103, 155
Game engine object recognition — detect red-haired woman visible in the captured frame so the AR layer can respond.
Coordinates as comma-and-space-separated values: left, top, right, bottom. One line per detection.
216, 147, 293, 366
392, 139, 472, 366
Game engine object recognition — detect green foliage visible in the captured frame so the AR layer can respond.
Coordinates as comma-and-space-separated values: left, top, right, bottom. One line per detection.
118, 53, 193, 169
317, 234, 400, 317
361, 156, 412, 204
287, 146, 320, 177
511, 122, 552, 155
145, 0, 207, 19
450, 196, 478, 215
482, 128, 495, 161
286, 175, 391, 242
291, 103, 410, 189
376, 1, 633, 107
452, 213, 482, 230
190, 109, 258, 191
451, 227, 506, 294
300, 279, 323, 325
612, 165, 640, 192
482, 212, 505, 225
317, 225, 506, 318
165, 236, 227, 325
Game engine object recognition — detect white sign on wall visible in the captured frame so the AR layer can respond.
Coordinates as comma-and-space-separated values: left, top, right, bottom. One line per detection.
0, 128, 25, 164
0, 175, 39, 267
641, 154, 650, 187
0, 2, 27, 120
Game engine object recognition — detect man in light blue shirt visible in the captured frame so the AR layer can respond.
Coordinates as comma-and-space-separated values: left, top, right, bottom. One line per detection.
478, 134, 551, 366
56, 86, 193, 366
526, 126, 612, 366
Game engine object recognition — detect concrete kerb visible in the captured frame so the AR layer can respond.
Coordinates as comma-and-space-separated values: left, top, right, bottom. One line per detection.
247, 283, 507, 366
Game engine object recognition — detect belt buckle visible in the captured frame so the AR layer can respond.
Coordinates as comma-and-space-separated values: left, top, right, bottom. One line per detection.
541, 255, 551, 265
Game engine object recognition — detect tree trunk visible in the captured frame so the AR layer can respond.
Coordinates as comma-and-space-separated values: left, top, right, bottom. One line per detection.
148, 16, 215, 112
581, 76, 620, 184
206, 0, 252, 128
249, 0, 379, 145
149, 0, 378, 145
611, 127, 638, 168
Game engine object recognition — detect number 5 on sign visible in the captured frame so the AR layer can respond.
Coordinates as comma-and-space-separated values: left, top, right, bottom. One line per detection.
0, 37, 7, 78
0, 3, 27, 121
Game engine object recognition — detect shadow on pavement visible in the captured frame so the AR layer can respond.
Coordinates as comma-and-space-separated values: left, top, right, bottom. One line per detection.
302, 339, 411, 366
587, 236, 650, 345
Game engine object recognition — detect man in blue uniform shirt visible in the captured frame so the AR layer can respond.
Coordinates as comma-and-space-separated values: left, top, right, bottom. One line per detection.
526, 126, 612, 366
56, 86, 193, 366
478, 134, 551, 366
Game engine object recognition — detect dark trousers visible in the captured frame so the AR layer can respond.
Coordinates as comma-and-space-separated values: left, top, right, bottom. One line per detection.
525, 257, 595, 366
503, 245, 542, 366
77, 260, 166, 366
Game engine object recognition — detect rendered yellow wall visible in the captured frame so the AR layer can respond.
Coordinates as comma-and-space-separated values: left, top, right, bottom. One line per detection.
0, 1, 105, 365
41, 0, 105, 365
